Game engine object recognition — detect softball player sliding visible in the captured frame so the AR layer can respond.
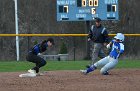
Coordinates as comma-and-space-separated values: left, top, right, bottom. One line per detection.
80, 33, 125, 75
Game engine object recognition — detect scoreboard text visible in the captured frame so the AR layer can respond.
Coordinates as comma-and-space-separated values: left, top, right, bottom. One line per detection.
57, 0, 119, 21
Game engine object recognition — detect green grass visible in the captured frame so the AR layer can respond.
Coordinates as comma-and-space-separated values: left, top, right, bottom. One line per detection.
0, 60, 140, 72
116, 60, 140, 68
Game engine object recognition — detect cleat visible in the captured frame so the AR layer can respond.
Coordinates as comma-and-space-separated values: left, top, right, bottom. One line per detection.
28, 69, 36, 74
103, 71, 109, 75
80, 70, 87, 75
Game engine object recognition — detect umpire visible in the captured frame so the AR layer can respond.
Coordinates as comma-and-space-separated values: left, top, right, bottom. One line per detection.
87, 18, 109, 67
26, 38, 54, 75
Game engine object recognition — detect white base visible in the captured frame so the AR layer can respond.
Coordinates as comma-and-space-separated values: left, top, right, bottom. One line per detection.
19, 73, 36, 78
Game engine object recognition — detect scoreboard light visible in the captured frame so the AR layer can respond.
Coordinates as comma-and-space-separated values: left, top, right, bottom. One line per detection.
64, 6, 69, 13
94, 0, 99, 6
82, 0, 86, 7
89, 0, 93, 6
57, 0, 119, 21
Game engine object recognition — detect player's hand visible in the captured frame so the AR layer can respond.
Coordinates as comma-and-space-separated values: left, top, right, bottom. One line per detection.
106, 44, 110, 49
105, 42, 112, 48
37, 53, 42, 56
88, 38, 91, 41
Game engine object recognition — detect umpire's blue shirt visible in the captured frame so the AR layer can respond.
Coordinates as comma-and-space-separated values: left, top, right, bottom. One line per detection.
89, 25, 109, 43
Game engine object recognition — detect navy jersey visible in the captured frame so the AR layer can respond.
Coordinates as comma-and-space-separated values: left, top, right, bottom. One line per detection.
88, 25, 109, 43
109, 40, 124, 59
29, 41, 48, 55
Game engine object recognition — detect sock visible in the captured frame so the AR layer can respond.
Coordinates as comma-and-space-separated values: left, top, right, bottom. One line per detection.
86, 65, 97, 73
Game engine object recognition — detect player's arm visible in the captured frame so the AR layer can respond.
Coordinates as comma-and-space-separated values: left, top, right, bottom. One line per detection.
87, 29, 93, 41
117, 43, 124, 58
119, 43, 124, 54
88, 25, 95, 41
103, 29, 110, 43
106, 40, 114, 49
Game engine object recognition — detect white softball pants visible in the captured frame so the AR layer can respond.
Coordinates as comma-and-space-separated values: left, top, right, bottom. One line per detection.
94, 56, 118, 74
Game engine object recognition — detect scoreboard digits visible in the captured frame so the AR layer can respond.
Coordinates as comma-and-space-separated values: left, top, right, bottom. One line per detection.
57, 0, 119, 21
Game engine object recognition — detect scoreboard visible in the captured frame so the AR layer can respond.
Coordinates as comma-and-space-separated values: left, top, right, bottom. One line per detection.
57, 0, 119, 21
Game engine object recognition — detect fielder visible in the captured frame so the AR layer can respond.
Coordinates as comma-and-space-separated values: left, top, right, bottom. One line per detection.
80, 33, 125, 75
23, 38, 54, 77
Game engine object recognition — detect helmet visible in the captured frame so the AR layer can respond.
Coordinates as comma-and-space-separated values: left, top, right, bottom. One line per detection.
114, 33, 125, 42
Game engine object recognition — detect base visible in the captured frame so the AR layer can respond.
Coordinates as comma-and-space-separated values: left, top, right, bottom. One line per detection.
19, 73, 36, 78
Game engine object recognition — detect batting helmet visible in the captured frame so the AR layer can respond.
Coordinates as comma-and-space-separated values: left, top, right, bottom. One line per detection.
114, 33, 125, 42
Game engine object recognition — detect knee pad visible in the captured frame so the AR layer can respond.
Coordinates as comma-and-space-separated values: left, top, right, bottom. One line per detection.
41, 59, 46, 66
38, 59, 46, 68
100, 69, 104, 75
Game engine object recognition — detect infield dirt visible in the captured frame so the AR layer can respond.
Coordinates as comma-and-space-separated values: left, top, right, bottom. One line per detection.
0, 69, 140, 91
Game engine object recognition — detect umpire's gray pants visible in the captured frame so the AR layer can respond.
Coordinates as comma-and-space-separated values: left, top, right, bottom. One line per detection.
91, 43, 105, 65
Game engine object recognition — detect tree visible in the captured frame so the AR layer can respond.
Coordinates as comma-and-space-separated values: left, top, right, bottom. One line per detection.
59, 42, 68, 54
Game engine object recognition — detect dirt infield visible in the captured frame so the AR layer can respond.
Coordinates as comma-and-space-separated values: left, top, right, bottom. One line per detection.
0, 69, 140, 91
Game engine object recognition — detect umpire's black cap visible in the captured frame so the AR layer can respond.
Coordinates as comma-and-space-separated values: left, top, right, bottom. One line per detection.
47, 38, 55, 45
95, 18, 101, 22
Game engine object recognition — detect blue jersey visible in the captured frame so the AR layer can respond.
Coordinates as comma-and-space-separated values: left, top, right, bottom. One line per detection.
29, 42, 48, 55
109, 40, 124, 59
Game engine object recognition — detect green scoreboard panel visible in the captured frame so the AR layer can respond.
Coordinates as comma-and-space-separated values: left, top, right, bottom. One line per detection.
57, 0, 119, 21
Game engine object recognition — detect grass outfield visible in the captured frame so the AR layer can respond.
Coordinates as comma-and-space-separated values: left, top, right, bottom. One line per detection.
0, 60, 140, 72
